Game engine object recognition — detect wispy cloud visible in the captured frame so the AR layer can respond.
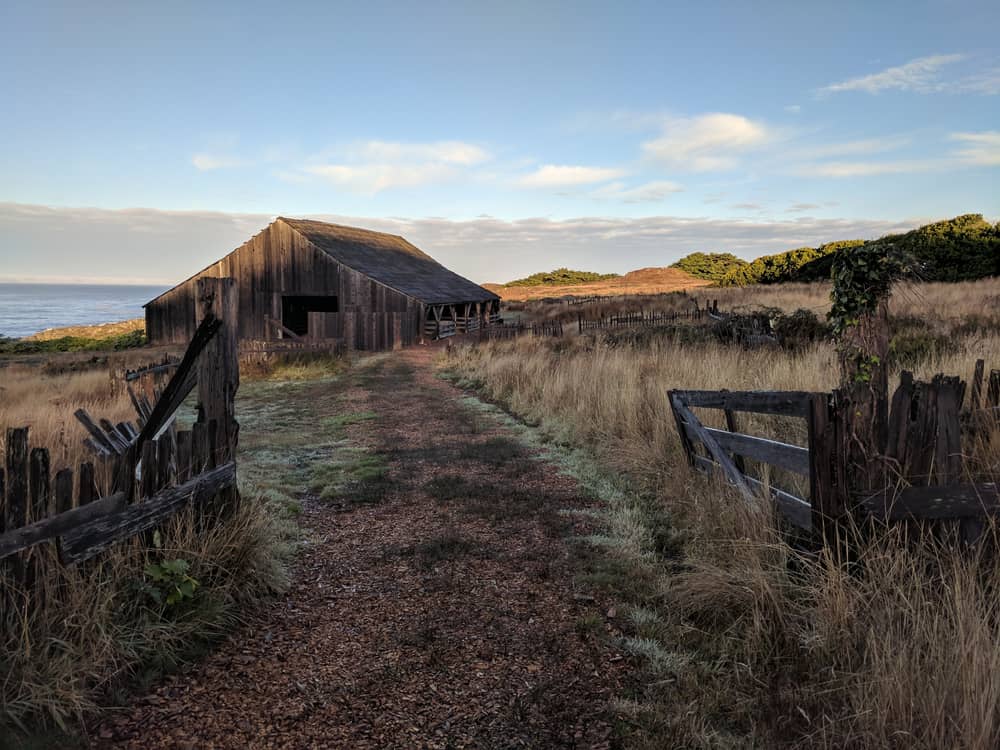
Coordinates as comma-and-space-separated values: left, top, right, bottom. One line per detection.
795, 136, 911, 159
304, 163, 459, 193
642, 113, 772, 172
786, 203, 822, 213
950, 131, 1000, 166
792, 129, 1000, 177
590, 180, 683, 203
518, 164, 627, 188
293, 139, 492, 194
191, 153, 249, 170
354, 140, 491, 166
818, 53, 987, 95
794, 159, 944, 178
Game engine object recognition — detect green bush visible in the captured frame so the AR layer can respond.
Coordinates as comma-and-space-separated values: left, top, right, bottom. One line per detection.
0, 330, 147, 355
505, 268, 619, 287
670, 252, 748, 282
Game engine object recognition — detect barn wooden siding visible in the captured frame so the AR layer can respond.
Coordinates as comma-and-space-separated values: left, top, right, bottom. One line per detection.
145, 220, 423, 350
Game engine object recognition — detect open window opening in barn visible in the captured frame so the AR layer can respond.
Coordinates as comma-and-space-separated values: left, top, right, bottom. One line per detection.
281, 295, 339, 336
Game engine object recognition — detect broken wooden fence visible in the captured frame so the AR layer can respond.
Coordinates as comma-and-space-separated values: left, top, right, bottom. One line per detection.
670, 360, 1000, 542
0, 277, 240, 612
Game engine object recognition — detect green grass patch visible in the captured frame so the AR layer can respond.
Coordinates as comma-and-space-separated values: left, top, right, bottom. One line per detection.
0, 330, 146, 354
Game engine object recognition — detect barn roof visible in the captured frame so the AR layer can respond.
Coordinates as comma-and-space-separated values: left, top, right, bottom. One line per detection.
280, 218, 498, 305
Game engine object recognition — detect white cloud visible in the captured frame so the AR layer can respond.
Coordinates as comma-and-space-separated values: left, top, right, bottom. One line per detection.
518, 164, 628, 188
642, 113, 771, 172
792, 130, 1000, 177
191, 153, 249, 170
296, 139, 492, 194
304, 163, 458, 194
796, 136, 911, 159
355, 140, 491, 166
591, 180, 683, 203
793, 159, 944, 178
950, 131, 1000, 166
819, 53, 965, 95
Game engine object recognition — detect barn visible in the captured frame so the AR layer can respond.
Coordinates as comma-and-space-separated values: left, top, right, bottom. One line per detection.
144, 217, 501, 349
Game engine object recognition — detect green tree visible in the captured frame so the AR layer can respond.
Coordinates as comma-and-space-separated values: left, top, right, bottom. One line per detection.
670, 252, 748, 281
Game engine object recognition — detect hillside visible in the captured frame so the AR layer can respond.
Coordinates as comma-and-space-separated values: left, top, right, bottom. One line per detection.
484, 266, 712, 300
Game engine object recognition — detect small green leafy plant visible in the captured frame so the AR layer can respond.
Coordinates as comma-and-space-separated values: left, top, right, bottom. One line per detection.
142, 558, 199, 608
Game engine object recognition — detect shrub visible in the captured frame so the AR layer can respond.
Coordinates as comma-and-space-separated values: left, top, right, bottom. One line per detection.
670, 252, 748, 282
773, 308, 830, 350
504, 268, 619, 287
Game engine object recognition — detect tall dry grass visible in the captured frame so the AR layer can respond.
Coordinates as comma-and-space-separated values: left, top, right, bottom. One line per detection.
446, 318, 1000, 748
0, 360, 294, 736
0, 365, 134, 474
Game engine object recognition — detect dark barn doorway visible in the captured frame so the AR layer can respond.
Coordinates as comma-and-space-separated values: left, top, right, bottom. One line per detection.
281, 295, 339, 336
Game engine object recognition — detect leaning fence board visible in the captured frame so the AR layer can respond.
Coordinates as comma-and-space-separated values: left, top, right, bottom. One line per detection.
672, 398, 754, 502
58, 461, 237, 565
691, 454, 811, 531
744, 475, 812, 531
680, 423, 809, 476
669, 389, 817, 417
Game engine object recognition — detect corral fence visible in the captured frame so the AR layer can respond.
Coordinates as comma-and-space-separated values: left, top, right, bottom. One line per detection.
578, 301, 721, 333
239, 338, 346, 368
0, 278, 240, 615
670, 359, 1000, 543
478, 321, 565, 341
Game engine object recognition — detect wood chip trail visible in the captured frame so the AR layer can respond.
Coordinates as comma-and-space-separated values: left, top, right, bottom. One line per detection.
92, 348, 625, 749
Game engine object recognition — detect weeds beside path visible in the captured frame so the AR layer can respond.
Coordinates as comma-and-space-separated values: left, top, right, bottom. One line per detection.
90, 348, 625, 749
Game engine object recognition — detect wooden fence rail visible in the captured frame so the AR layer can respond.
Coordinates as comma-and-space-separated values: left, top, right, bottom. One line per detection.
670, 359, 1000, 542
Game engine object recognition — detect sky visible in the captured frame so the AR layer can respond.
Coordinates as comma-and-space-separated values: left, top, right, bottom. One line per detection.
1, 0, 998, 284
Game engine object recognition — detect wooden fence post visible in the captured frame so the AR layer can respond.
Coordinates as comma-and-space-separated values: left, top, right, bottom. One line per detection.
195, 277, 239, 517
197, 277, 239, 465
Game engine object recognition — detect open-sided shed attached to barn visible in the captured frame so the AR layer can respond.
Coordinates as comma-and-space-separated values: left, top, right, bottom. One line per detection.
144, 218, 500, 350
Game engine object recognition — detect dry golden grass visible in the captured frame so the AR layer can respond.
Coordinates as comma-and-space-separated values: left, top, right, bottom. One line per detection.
485, 266, 712, 301
25, 318, 145, 342
0, 366, 134, 474
445, 302, 1000, 748
688, 276, 1000, 321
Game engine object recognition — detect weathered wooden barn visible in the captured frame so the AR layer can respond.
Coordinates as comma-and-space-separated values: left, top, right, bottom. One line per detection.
144, 218, 500, 349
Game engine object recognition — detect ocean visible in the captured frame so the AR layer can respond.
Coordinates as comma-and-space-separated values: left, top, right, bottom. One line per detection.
0, 283, 169, 339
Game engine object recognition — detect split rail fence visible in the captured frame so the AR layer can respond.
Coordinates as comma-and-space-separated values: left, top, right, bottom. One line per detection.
670, 359, 1000, 541
0, 278, 240, 614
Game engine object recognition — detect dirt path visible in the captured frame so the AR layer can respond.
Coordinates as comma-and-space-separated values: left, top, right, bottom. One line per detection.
93, 348, 625, 749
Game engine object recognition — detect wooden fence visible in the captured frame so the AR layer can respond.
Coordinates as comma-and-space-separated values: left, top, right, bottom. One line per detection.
579, 306, 714, 333
0, 278, 239, 612
239, 338, 345, 368
479, 321, 564, 341
670, 359, 1000, 542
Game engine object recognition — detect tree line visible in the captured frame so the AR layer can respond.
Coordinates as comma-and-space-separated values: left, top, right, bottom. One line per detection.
671, 214, 1000, 286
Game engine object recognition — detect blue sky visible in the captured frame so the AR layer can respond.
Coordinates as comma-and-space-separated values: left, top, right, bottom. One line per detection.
1, 0, 998, 283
